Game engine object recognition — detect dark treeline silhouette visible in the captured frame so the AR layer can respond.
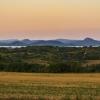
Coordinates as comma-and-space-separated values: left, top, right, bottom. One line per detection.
0, 62, 100, 73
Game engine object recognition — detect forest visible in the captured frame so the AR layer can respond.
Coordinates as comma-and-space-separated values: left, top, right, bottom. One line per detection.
0, 46, 100, 73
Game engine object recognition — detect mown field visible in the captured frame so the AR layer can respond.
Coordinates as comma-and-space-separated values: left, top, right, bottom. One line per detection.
0, 72, 100, 100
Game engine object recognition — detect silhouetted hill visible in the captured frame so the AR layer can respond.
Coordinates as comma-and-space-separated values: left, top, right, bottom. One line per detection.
0, 37, 100, 46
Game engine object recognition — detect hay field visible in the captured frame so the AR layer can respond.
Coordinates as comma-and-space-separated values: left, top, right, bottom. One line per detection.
0, 72, 100, 100
84, 60, 100, 66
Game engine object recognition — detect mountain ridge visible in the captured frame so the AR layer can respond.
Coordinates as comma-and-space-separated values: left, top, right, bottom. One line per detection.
0, 37, 100, 46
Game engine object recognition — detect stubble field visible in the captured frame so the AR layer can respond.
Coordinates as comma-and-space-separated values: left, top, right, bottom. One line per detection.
0, 72, 100, 100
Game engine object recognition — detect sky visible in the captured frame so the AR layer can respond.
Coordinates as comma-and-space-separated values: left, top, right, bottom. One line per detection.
0, 0, 100, 40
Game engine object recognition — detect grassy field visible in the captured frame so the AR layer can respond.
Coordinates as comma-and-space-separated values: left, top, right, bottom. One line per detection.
0, 72, 100, 100
84, 60, 100, 66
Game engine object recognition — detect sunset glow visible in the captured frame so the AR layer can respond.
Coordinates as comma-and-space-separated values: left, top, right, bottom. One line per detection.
0, 0, 100, 39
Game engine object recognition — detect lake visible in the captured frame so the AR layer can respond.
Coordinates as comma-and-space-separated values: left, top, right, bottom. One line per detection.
0, 46, 99, 48
0, 46, 26, 48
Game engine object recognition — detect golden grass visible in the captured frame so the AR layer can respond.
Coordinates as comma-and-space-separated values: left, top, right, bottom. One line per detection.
0, 72, 100, 100
0, 72, 100, 83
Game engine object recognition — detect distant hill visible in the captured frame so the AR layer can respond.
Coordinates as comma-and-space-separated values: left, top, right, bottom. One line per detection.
31, 40, 64, 46
56, 38, 100, 46
0, 37, 100, 46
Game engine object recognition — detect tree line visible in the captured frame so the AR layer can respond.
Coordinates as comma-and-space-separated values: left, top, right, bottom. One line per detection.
0, 62, 100, 73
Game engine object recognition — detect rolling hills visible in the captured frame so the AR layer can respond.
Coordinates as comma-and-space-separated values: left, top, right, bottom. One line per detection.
0, 37, 100, 46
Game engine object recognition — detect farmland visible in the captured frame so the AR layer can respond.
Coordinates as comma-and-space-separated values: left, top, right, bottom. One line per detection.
0, 72, 100, 100
0, 46, 100, 99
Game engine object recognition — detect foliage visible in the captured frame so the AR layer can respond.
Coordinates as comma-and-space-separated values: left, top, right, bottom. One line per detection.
0, 46, 100, 73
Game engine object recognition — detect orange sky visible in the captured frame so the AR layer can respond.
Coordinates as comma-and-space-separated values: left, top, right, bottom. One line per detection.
0, 0, 100, 39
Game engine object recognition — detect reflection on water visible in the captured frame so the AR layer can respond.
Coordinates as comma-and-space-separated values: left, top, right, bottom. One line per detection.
0, 46, 26, 48
0, 46, 99, 48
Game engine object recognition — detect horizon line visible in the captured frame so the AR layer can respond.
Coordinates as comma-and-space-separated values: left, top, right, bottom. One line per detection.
0, 37, 100, 41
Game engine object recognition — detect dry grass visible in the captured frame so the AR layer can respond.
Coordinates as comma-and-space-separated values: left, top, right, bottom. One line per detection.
84, 60, 100, 66
0, 72, 100, 100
